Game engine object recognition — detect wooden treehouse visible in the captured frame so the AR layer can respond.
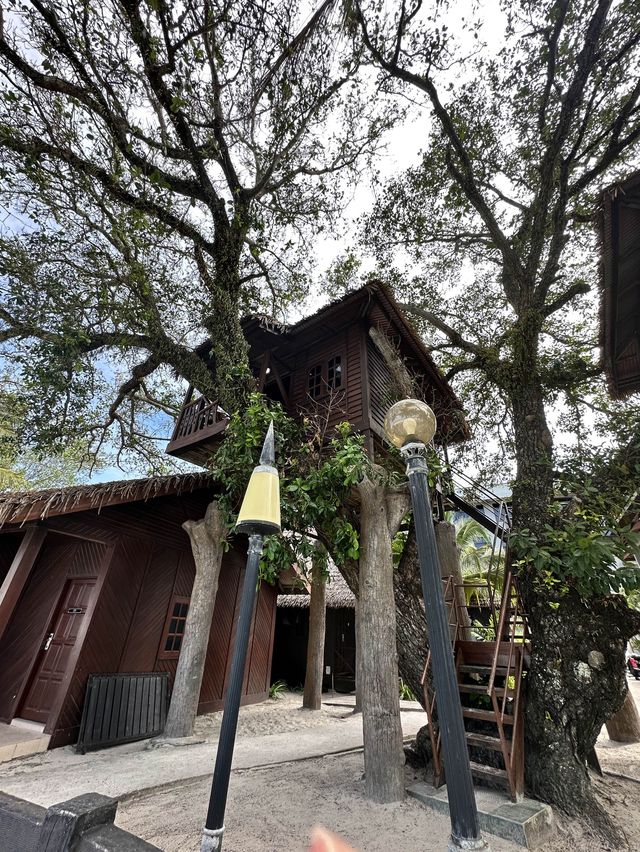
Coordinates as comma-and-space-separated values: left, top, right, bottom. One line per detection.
166, 281, 528, 800
166, 281, 469, 464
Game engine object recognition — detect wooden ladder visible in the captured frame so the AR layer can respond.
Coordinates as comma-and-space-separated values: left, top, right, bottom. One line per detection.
420, 570, 528, 802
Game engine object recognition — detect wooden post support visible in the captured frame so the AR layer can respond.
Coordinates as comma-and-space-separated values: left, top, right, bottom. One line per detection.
0, 526, 47, 643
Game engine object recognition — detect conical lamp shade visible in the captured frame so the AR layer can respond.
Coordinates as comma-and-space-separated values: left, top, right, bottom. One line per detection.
235, 422, 282, 536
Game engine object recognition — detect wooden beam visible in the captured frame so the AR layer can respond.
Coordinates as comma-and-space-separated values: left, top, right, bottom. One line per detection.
0, 525, 47, 642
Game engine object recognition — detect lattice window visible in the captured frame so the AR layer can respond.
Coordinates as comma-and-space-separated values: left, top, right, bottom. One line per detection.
327, 355, 342, 390
158, 596, 190, 659
308, 363, 322, 398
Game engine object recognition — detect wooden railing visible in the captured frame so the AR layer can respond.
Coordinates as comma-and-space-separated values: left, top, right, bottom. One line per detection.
170, 396, 228, 444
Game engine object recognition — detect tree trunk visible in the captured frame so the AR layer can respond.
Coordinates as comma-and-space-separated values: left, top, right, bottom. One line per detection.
303, 552, 327, 710
163, 501, 227, 739
605, 686, 640, 743
336, 523, 430, 710
509, 371, 639, 839
434, 520, 472, 641
357, 475, 409, 802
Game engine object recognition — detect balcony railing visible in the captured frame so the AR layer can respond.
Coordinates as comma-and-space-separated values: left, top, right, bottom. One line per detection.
166, 396, 229, 457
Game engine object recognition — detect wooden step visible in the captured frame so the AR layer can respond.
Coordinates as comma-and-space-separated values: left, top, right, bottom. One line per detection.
465, 732, 508, 752
469, 760, 509, 782
456, 640, 523, 668
462, 707, 514, 724
457, 683, 512, 698
458, 664, 509, 677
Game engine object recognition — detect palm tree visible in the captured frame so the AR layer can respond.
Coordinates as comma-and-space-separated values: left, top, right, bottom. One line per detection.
447, 513, 504, 607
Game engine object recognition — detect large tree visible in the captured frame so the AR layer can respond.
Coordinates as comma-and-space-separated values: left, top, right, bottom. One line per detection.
354, 0, 640, 830
0, 0, 389, 464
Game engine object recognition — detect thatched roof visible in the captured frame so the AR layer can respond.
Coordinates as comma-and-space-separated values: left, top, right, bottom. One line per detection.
0, 472, 216, 527
277, 561, 355, 609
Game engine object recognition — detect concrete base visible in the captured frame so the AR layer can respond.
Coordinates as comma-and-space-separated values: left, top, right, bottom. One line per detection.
0, 722, 50, 764
408, 781, 555, 850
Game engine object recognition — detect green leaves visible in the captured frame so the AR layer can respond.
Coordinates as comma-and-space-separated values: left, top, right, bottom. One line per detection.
511, 509, 640, 600
212, 394, 367, 582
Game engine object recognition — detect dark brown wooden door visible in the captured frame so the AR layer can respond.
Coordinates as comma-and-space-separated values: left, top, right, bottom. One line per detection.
19, 578, 96, 724
333, 608, 356, 692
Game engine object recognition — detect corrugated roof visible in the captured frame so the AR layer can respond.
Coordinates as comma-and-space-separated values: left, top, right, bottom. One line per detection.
0, 472, 216, 527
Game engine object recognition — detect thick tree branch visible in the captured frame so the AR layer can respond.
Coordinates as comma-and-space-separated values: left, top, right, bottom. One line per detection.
542, 281, 590, 318
355, 2, 527, 290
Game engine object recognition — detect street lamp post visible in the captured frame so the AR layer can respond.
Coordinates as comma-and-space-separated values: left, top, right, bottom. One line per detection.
384, 400, 489, 852
201, 422, 281, 852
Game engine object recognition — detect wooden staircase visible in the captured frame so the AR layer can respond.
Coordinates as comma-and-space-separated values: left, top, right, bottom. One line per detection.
420, 570, 529, 802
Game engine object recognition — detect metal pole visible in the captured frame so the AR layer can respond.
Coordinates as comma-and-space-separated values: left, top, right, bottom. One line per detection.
201, 533, 263, 852
404, 448, 488, 851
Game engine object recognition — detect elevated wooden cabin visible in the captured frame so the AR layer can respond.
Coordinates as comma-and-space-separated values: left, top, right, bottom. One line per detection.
0, 475, 276, 750
600, 172, 640, 398
166, 281, 469, 465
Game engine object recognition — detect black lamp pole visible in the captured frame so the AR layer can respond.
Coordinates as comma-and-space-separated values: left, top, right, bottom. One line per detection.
403, 445, 488, 851
201, 533, 263, 852
201, 423, 280, 852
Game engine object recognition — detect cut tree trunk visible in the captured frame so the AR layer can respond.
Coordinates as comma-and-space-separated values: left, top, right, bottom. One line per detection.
434, 520, 472, 641
163, 501, 227, 739
303, 551, 327, 710
357, 475, 409, 802
605, 686, 640, 743
336, 522, 430, 711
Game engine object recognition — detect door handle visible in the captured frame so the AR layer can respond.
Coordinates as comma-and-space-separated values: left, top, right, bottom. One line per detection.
43, 632, 54, 651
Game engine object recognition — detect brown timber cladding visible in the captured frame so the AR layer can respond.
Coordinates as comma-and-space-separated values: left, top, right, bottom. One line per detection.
0, 489, 277, 748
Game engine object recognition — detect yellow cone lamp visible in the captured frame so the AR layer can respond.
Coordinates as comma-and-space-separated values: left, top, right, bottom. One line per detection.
235, 420, 281, 536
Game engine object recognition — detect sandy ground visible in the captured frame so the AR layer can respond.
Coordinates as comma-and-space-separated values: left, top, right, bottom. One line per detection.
113, 684, 640, 852
115, 752, 640, 852
596, 679, 640, 782
116, 754, 524, 852
5, 686, 640, 850
0, 694, 425, 807
192, 692, 380, 741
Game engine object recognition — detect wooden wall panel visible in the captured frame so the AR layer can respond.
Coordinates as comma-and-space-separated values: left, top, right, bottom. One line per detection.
288, 331, 351, 431
2, 490, 279, 744
198, 554, 242, 710
246, 582, 277, 696
367, 336, 396, 433
173, 549, 196, 598
44, 491, 213, 550
49, 537, 148, 747
119, 545, 178, 672
345, 323, 364, 426
0, 535, 77, 722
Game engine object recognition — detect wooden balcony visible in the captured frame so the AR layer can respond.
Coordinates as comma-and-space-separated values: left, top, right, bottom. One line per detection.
165, 396, 229, 466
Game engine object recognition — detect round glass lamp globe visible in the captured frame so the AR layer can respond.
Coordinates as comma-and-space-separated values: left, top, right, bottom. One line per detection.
384, 399, 437, 448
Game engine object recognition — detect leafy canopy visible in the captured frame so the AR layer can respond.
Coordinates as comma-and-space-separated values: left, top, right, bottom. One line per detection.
212, 394, 367, 582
